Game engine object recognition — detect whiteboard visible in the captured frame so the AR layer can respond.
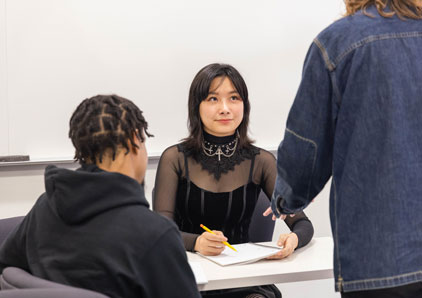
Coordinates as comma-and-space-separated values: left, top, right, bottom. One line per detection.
0, 0, 8, 156
0, 0, 343, 159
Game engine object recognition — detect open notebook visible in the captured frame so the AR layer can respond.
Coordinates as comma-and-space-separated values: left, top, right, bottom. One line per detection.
198, 242, 282, 266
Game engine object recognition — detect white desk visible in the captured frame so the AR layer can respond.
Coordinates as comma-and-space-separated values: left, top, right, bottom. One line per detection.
187, 237, 334, 291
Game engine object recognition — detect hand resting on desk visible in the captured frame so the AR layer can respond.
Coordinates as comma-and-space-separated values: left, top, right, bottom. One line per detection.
195, 230, 227, 255
266, 232, 298, 260
262, 207, 299, 259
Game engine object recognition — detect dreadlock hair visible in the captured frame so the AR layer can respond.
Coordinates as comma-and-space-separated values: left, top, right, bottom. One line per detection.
69, 94, 153, 164
345, 0, 422, 19
183, 63, 253, 154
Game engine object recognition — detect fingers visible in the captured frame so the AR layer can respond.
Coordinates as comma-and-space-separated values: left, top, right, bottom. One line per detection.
267, 250, 291, 259
263, 207, 289, 220
263, 207, 272, 216
277, 233, 289, 247
212, 230, 225, 237
202, 231, 227, 242
201, 244, 226, 256
194, 231, 228, 256
266, 233, 299, 260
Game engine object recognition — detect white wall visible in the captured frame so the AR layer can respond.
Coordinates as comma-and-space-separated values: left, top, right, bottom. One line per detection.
0, 0, 8, 156
0, 0, 344, 159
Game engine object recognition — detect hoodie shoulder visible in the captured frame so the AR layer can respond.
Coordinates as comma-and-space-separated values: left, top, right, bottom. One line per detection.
132, 205, 179, 236
44, 165, 149, 225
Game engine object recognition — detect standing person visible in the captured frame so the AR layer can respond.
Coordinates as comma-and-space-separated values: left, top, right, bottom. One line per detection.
266, 1, 422, 297
0, 95, 201, 298
153, 63, 314, 298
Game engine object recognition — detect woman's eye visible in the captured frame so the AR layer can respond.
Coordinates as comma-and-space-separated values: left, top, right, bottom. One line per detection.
207, 97, 217, 102
231, 96, 241, 101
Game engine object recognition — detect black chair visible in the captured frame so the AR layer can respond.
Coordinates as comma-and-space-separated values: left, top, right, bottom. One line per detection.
0, 266, 109, 298
0, 288, 107, 298
0, 217, 109, 298
0, 217, 24, 246
248, 191, 276, 242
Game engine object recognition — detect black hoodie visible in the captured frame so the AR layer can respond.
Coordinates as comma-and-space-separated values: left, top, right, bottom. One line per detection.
0, 164, 200, 298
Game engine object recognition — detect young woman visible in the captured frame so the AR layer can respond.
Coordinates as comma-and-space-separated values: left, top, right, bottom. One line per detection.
153, 64, 314, 298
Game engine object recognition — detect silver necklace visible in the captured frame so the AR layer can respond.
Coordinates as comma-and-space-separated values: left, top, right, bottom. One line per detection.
202, 137, 238, 161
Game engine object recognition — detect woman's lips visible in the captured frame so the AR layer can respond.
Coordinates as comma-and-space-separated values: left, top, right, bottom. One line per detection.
216, 119, 232, 124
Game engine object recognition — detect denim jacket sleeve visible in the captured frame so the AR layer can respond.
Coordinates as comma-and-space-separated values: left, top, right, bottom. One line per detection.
271, 40, 335, 216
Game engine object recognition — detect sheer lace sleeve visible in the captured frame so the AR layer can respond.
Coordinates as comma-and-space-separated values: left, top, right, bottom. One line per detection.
256, 149, 314, 248
152, 145, 199, 251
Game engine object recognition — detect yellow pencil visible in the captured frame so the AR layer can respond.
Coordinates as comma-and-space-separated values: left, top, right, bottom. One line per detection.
200, 224, 237, 252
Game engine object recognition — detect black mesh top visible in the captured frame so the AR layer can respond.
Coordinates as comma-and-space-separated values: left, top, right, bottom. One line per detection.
153, 133, 314, 251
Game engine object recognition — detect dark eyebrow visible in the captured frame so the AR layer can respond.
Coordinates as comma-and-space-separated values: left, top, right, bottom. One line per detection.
208, 90, 239, 95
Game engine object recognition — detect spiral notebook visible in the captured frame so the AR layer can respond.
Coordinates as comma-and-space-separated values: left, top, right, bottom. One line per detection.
198, 242, 282, 266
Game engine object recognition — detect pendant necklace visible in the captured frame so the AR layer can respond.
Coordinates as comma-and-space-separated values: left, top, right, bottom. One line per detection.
202, 137, 238, 161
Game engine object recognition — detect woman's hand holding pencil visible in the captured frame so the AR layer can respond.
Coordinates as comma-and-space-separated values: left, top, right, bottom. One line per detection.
194, 224, 237, 255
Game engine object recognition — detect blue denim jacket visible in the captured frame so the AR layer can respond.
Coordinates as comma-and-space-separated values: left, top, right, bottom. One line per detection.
271, 6, 422, 293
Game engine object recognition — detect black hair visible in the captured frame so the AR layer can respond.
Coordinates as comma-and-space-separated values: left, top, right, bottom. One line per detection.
183, 63, 253, 152
69, 94, 153, 164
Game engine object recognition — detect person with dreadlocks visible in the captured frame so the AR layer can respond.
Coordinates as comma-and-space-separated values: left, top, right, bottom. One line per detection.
0, 94, 200, 298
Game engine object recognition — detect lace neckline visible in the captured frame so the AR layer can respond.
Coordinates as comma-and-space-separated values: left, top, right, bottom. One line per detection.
179, 132, 259, 180
202, 131, 238, 162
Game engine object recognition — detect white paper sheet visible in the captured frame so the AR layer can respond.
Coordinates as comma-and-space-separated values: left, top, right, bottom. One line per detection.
198, 242, 282, 266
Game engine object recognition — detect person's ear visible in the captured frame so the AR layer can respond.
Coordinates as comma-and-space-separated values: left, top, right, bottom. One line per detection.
130, 129, 145, 153
126, 131, 138, 154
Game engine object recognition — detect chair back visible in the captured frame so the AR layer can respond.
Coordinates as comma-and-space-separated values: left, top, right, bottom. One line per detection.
0, 217, 109, 298
0, 288, 107, 298
248, 191, 275, 242
0, 267, 71, 290
0, 267, 108, 298
0, 217, 24, 246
